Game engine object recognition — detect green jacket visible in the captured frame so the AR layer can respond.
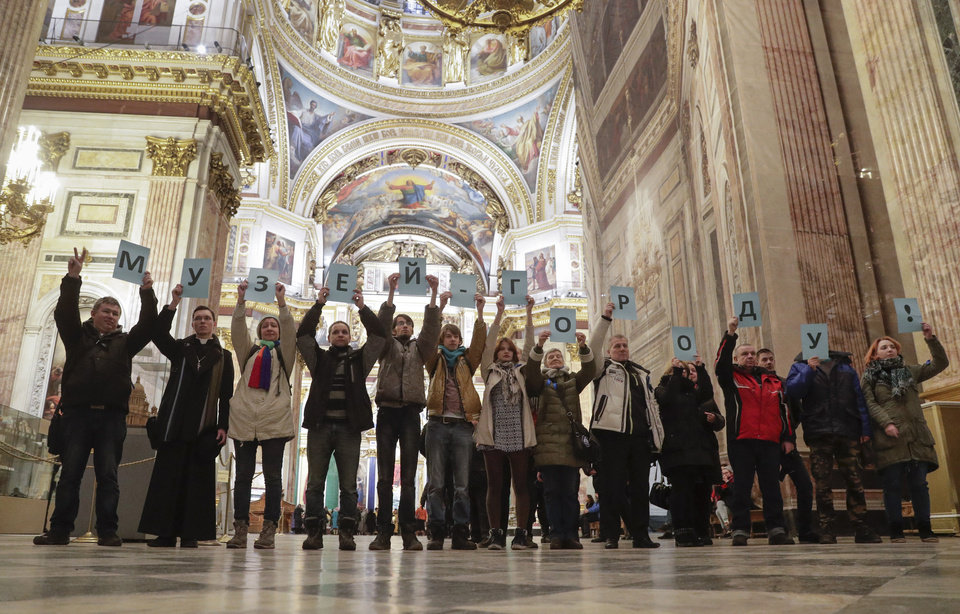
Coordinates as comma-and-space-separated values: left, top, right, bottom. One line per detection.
861, 337, 949, 471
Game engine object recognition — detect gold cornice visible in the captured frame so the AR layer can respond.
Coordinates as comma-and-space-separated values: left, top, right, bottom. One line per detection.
29, 47, 274, 166
261, 0, 572, 114
290, 118, 534, 226
208, 152, 241, 217
145, 136, 198, 177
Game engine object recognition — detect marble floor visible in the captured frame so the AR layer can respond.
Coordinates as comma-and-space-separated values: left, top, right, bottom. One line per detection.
2, 534, 959, 613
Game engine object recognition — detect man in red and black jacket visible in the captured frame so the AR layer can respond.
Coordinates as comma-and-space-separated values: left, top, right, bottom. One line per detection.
715, 316, 794, 546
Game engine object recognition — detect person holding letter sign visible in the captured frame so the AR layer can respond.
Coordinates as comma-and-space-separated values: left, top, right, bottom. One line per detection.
714, 316, 794, 546
298, 285, 387, 551
861, 323, 949, 543
654, 356, 724, 547
423, 291, 488, 550
225, 280, 298, 550
35, 248, 157, 547
139, 284, 234, 548
590, 306, 665, 550
526, 310, 605, 549
369, 272, 442, 551
476, 295, 537, 550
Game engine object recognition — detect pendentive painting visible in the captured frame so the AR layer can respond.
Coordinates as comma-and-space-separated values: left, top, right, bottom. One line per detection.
401, 41, 443, 87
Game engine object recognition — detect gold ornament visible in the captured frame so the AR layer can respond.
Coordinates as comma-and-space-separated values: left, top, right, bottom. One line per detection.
420, 0, 583, 36
145, 136, 198, 177
208, 152, 241, 217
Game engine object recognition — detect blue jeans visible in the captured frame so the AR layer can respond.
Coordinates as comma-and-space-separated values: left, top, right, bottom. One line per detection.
375, 406, 422, 532
540, 465, 580, 541
305, 422, 362, 521
234, 438, 286, 523
880, 461, 931, 524
425, 419, 474, 534
50, 407, 127, 535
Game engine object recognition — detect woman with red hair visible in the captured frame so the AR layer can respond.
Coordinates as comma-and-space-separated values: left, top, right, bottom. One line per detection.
476, 294, 536, 549
861, 322, 949, 542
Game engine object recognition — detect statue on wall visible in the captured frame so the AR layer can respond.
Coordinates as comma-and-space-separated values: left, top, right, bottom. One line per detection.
442, 27, 467, 84
377, 16, 402, 79
510, 32, 529, 65
318, 0, 344, 53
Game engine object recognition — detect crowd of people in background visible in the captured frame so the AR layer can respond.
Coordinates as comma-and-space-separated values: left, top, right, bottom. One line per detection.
33, 249, 951, 551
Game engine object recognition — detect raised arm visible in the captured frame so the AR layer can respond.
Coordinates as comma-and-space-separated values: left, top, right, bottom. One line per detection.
526, 330, 549, 395
574, 331, 598, 392
55, 251, 85, 349
915, 325, 949, 383
588, 302, 614, 357
296, 287, 327, 377
521, 295, 535, 362
217, 350, 235, 438
714, 316, 739, 389
275, 283, 297, 368
232, 280, 254, 372
695, 360, 714, 402
152, 284, 183, 360
481, 321, 501, 374
126, 271, 158, 356
357, 289, 387, 375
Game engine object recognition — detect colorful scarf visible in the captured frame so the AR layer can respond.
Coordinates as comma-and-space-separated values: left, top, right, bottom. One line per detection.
863, 356, 914, 399
440, 345, 467, 369
248, 340, 275, 390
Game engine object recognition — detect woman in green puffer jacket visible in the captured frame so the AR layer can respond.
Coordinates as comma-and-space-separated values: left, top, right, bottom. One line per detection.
861, 322, 949, 543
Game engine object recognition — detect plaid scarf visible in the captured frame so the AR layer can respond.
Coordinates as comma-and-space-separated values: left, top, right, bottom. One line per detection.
248, 340, 275, 390
863, 356, 914, 399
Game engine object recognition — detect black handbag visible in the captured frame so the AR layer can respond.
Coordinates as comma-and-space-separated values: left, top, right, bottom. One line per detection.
47, 403, 64, 456
649, 464, 671, 509
555, 386, 600, 464
145, 415, 163, 450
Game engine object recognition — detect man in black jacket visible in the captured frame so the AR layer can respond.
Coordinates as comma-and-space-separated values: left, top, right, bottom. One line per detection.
757, 348, 818, 544
786, 349, 882, 544
297, 286, 386, 551
35, 248, 157, 546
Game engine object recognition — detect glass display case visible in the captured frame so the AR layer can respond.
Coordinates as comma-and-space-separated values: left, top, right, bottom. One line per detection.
0, 404, 56, 500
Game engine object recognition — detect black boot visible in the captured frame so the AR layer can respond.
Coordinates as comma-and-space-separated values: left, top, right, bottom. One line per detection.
451, 524, 477, 550
338, 516, 357, 551
633, 528, 660, 549
674, 528, 699, 547
426, 525, 444, 550
487, 528, 506, 550
302, 517, 324, 550
511, 528, 529, 550
400, 523, 423, 551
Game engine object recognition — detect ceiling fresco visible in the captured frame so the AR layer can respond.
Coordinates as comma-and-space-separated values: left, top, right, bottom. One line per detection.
280, 63, 374, 181
322, 166, 496, 273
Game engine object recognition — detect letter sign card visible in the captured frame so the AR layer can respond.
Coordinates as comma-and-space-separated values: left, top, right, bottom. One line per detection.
398, 257, 427, 296
733, 292, 762, 328
326, 263, 358, 304
179, 258, 212, 299
245, 268, 278, 304
801, 323, 829, 361
450, 273, 478, 309
671, 327, 698, 362
610, 286, 638, 320
502, 270, 527, 305
550, 308, 577, 343
113, 240, 150, 285
893, 298, 923, 334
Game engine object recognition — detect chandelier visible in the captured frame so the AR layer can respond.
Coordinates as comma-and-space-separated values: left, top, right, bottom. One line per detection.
0, 126, 58, 246
419, 0, 584, 35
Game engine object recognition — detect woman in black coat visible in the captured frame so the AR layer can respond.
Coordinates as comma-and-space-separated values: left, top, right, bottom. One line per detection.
655, 357, 724, 547
139, 284, 234, 547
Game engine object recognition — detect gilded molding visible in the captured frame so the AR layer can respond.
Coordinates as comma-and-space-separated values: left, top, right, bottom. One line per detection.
145, 136, 198, 177
208, 152, 241, 217
687, 21, 699, 69
30, 47, 273, 166
39, 131, 70, 171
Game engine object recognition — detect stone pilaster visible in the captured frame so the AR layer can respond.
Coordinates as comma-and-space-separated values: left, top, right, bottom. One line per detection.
0, 238, 42, 407
0, 1, 46, 178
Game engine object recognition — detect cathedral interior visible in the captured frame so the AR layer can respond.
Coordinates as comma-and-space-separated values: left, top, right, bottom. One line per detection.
1, 1, 960, 612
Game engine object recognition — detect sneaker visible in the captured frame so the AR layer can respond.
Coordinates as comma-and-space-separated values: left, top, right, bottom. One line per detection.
487, 529, 505, 551
854, 526, 883, 544
97, 533, 123, 547
33, 531, 70, 546
511, 529, 529, 550
768, 532, 794, 546
732, 534, 748, 547
921, 534, 940, 543
146, 536, 177, 547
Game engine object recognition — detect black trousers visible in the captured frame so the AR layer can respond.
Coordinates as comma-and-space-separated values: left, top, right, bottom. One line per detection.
234, 438, 286, 523
375, 406, 422, 532
668, 465, 714, 538
728, 439, 784, 534
594, 429, 651, 540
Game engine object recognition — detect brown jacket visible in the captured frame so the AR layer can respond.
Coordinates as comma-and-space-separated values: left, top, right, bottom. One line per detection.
425, 319, 487, 422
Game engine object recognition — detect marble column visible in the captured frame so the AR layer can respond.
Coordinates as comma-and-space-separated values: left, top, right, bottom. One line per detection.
0, 2, 47, 178
0, 239, 42, 407
753, 0, 869, 363
844, 0, 960, 396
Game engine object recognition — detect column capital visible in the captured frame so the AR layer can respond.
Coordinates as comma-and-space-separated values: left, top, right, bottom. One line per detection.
145, 136, 198, 177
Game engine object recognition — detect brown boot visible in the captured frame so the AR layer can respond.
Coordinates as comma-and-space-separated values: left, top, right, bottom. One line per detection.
338, 517, 357, 551
254, 520, 277, 550
400, 524, 423, 551
226, 520, 248, 549
302, 517, 323, 550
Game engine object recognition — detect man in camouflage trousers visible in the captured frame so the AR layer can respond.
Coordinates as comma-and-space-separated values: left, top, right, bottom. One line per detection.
785, 350, 882, 544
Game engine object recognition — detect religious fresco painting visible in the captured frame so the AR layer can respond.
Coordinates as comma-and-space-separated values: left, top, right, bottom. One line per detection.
183, 2, 206, 45
575, 0, 648, 103
401, 41, 443, 87
469, 33, 508, 84
287, 0, 317, 43
279, 64, 373, 180
263, 231, 296, 285
529, 17, 561, 59
525, 245, 557, 293
457, 79, 560, 191
321, 167, 496, 274
96, 0, 179, 45
337, 22, 376, 75
595, 19, 667, 172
